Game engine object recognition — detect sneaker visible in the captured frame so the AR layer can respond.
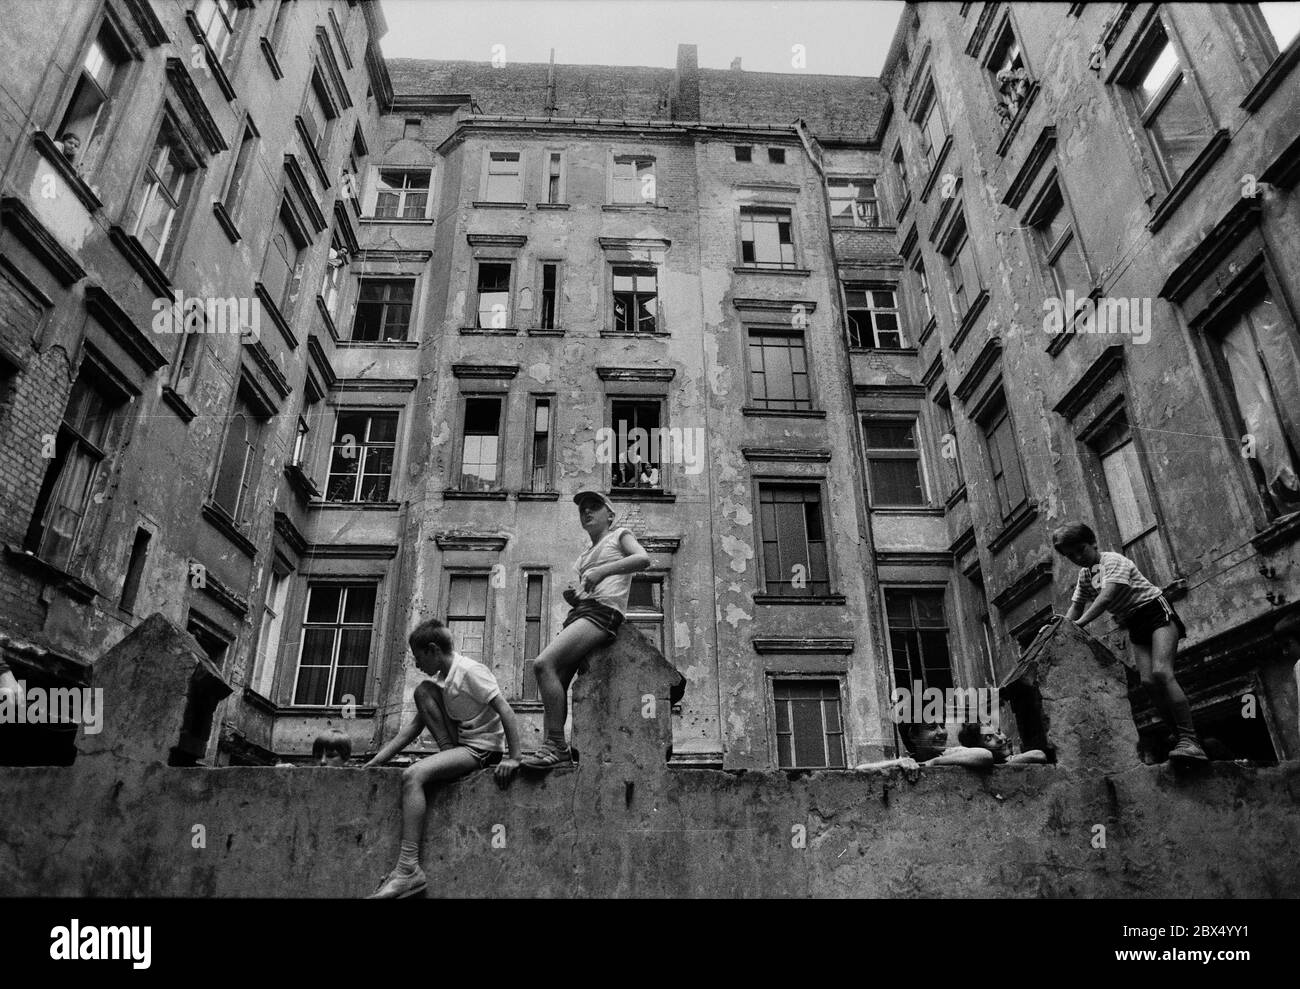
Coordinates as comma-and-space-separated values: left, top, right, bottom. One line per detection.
367, 865, 427, 899
1168, 736, 1208, 762
520, 741, 573, 771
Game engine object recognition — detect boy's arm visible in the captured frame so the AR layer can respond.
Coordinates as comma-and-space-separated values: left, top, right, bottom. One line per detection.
489, 694, 522, 760
1073, 582, 1120, 628
1063, 601, 1084, 622
364, 716, 424, 768
604, 531, 652, 576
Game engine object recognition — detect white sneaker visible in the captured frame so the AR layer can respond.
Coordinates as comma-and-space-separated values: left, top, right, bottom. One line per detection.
367, 865, 427, 899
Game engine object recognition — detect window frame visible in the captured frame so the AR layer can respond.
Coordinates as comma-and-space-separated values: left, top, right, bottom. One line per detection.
125, 110, 201, 267
481, 149, 523, 203
350, 276, 416, 342
443, 569, 495, 663
607, 396, 667, 492
543, 150, 566, 205
755, 480, 833, 596
455, 392, 506, 492
770, 676, 847, 770
746, 326, 813, 412
210, 385, 267, 524
290, 581, 380, 708
827, 176, 879, 228
609, 154, 657, 205
862, 414, 930, 508
474, 260, 514, 330
52, 13, 134, 176
324, 409, 399, 504
610, 264, 659, 334
518, 568, 549, 700
883, 586, 956, 695
845, 284, 905, 350
738, 205, 798, 269
526, 394, 555, 492
371, 166, 433, 220
978, 393, 1029, 520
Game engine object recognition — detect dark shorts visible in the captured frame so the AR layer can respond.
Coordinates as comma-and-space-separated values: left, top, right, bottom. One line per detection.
463, 745, 503, 769
562, 599, 624, 641
1121, 596, 1186, 647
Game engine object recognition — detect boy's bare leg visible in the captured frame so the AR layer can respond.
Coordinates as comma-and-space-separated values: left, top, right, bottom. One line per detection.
413, 680, 458, 751
1134, 632, 1200, 754
399, 747, 482, 848
531, 619, 611, 751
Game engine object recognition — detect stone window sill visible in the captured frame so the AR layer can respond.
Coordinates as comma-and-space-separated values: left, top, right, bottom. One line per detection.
987, 499, 1039, 555
753, 594, 847, 606
741, 406, 827, 419
201, 501, 259, 559
3, 544, 98, 602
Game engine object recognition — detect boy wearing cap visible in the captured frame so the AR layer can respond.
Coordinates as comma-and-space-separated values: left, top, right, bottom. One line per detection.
520, 490, 651, 770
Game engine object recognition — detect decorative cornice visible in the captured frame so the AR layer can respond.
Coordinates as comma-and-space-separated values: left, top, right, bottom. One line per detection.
242, 338, 293, 401
1158, 197, 1263, 304
741, 447, 831, 463
949, 525, 977, 559
107, 226, 170, 297
953, 335, 1002, 404
434, 534, 509, 551
855, 383, 925, 398
252, 282, 298, 351
284, 155, 329, 234
273, 511, 308, 557
199, 568, 250, 617
332, 377, 417, 392
991, 559, 1054, 614
640, 537, 681, 554
467, 233, 527, 248
1053, 344, 1125, 421
355, 249, 433, 264
921, 352, 945, 390
595, 367, 676, 382
83, 285, 167, 374
303, 543, 399, 560
874, 551, 954, 567
307, 334, 338, 389
451, 363, 519, 380
752, 637, 855, 654
164, 58, 228, 155
597, 236, 671, 252
731, 297, 817, 315
333, 200, 361, 255
0, 196, 85, 286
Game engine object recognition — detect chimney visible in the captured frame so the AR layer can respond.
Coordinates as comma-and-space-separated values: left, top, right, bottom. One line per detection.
670, 43, 700, 121
730, 57, 742, 70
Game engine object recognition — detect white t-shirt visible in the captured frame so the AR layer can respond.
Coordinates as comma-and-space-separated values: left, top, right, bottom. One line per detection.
1070, 551, 1162, 623
428, 653, 504, 752
574, 526, 634, 614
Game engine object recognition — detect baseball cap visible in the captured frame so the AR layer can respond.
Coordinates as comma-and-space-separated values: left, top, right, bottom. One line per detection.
573, 490, 615, 513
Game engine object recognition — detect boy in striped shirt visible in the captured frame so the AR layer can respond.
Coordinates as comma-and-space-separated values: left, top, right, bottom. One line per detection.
1052, 522, 1207, 762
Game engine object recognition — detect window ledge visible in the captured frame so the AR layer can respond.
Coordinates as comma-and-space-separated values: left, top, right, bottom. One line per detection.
359, 217, 433, 225
107, 226, 172, 298
536, 203, 571, 210
293, 116, 332, 190
1241, 41, 1300, 112
598, 330, 670, 339
253, 281, 299, 350
608, 489, 677, 503
516, 491, 561, 501
527, 328, 566, 337
950, 289, 991, 353
1251, 511, 1300, 554
944, 482, 968, 511
741, 406, 827, 419
334, 338, 418, 349
917, 314, 938, 347
259, 37, 284, 80
160, 384, 198, 423
894, 192, 912, 225
987, 499, 1039, 555
459, 326, 520, 336
212, 200, 241, 244
184, 10, 237, 101
2, 544, 99, 602
918, 135, 954, 205
602, 203, 666, 211
1146, 129, 1231, 234
315, 295, 342, 343
753, 594, 847, 606
443, 490, 509, 501
471, 201, 527, 209
849, 345, 918, 356
732, 265, 812, 277
870, 505, 946, 517
31, 131, 103, 212
283, 464, 320, 501
311, 499, 401, 511
201, 502, 259, 559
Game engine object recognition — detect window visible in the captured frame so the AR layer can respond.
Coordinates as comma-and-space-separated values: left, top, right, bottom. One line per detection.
546, 151, 564, 204
734, 146, 752, 162
194, 0, 240, 63
1032, 182, 1091, 305
828, 178, 878, 227
773, 680, 845, 769
459, 396, 503, 491
981, 397, 1028, 519
520, 571, 546, 699
935, 393, 963, 494
475, 262, 512, 329
1207, 288, 1300, 518
25, 369, 120, 570
373, 168, 430, 219
211, 392, 265, 522
118, 527, 150, 612
740, 207, 796, 268
221, 122, 257, 221
484, 151, 522, 201
527, 396, 553, 491
126, 117, 196, 264
325, 411, 398, 502
747, 329, 811, 411
1123, 19, 1213, 187
300, 69, 336, 164
260, 198, 307, 317
758, 484, 830, 595
846, 287, 904, 349
942, 215, 982, 319
885, 589, 954, 693
609, 400, 663, 490
55, 20, 128, 170
320, 228, 349, 319
447, 574, 489, 661
252, 565, 290, 698
988, 21, 1031, 127
768, 147, 786, 164
627, 575, 666, 656
291, 413, 310, 468
892, 144, 910, 201
1092, 413, 1174, 583
863, 418, 926, 506
351, 278, 414, 342
540, 263, 559, 330
612, 156, 655, 204
916, 83, 948, 171
612, 266, 657, 333
293, 583, 377, 706
913, 255, 934, 323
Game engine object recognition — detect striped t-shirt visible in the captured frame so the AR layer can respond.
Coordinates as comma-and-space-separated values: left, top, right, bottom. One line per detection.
1071, 551, 1162, 623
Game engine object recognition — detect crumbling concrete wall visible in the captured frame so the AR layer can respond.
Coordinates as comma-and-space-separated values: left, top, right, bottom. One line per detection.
1, 611, 1297, 897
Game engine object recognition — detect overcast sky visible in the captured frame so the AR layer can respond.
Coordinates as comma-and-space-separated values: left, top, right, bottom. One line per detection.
378, 0, 904, 76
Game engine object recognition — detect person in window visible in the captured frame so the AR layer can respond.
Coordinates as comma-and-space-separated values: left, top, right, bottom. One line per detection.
856, 721, 1046, 770
364, 618, 523, 898
54, 132, 80, 165
520, 490, 651, 771
0, 654, 23, 714
312, 728, 351, 768
1052, 522, 1207, 763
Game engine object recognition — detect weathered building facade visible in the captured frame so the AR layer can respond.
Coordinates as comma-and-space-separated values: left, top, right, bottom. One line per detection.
1, 0, 1297, 773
